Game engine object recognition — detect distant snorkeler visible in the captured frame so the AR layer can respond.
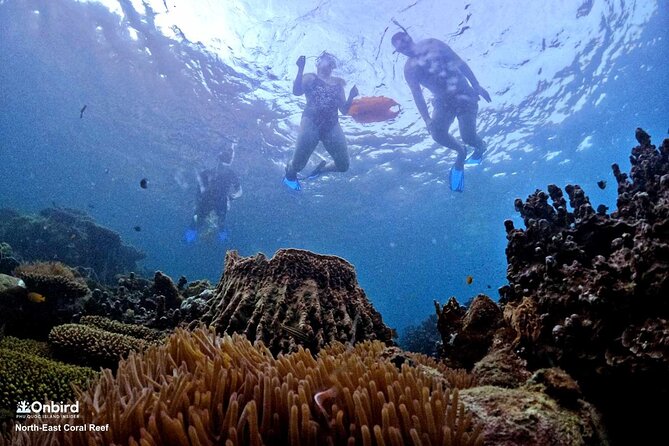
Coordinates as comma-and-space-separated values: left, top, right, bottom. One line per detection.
391, 31, 491, 192
184, 145, 242, 244
283, 51, 360, 191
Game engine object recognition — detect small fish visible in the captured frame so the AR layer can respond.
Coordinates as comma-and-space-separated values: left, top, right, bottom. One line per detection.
70, 233, 77, 240
487, 285, 492, 289
140, 178, 148, 189
80, 105, 87, 118
27, 292, 45, 303
597, 180, 606, 190
280, 324, 311, 343
134, 226, 141, 232
466, 275, 473, 285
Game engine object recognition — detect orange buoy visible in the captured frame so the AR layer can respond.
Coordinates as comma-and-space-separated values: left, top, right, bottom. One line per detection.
348, 96, 400, 123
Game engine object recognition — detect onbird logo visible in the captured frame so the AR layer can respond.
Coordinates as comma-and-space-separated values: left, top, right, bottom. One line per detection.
16, 401, 31, 414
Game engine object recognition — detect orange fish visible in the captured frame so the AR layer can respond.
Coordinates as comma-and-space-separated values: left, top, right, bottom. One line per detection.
466, 275, 473, 285
348, 96, 400, 123
27, 292, 45, 303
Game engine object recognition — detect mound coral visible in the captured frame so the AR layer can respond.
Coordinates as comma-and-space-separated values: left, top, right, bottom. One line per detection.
12, 327, 482, 446
13, 261, 89, 300
200, 249, 395, 354
48, 324, 150, 369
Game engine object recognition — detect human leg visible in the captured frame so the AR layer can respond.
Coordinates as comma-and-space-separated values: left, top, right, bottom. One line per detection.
285, 117, 320, 181
431, 104, 466, 169
186, 200, 209, 243
319, 124, 350, 174
457, 100, 486, 162
432, 102, 466, 191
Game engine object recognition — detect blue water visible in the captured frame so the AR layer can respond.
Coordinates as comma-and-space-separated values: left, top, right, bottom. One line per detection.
0, 0, 667, 331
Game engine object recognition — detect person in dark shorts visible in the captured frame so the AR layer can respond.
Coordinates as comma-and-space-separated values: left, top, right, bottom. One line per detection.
392, 32, 491, 192
283, 52, 359, 191
185, 148, 241, 243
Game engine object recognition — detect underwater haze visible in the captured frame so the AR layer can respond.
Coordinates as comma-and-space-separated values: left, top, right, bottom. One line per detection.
1, 0, 667, 331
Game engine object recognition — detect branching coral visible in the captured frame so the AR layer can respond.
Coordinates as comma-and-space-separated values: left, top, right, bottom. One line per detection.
13, 327, 483, 446
0, 336, 51, 359
0, 347, 97, 416
48, 324, 150, 369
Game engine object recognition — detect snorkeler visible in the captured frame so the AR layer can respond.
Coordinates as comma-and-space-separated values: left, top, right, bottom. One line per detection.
283, 51, 359, 191
391, 32, 491, 192
185, 147, 242, 243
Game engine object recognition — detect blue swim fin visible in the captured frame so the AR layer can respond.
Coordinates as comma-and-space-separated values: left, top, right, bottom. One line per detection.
307, 160, 327, 180
465, 153, 483, 166
184, 228, 198, 244
465, 147, 485, 166
449, 166, 464, 192
283, 176, 301, 191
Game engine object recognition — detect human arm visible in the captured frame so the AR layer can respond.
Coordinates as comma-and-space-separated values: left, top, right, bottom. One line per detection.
444, 45, 491, 102
405, 63, 433, 130
292, 56, 306, 95
339, 81, 359, 115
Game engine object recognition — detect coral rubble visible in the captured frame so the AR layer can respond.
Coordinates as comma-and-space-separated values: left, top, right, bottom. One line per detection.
200, 249, 395, 354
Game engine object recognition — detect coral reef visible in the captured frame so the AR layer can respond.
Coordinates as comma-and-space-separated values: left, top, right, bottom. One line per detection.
459, 385, 607, 446
151, 271, 181, 310
0, 336, 51, 359
48, 323, 150, 369
79, 315, 167, 343
0, 262, 89, 339
13, 261, 89, 300
10, 327, 482, 446
82, 271, 213, 329
496, 131, 669, 443
399, 313, 442, 357
471, 347, 531, 389
0, 346, 97, 420
434, 295, 504, 370
200, 249, 395, 354
0, 243, 18, 275
0, 207, 144, 283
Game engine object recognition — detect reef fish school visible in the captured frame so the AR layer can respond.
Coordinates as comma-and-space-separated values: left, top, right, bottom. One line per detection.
15, 423, 110, 432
